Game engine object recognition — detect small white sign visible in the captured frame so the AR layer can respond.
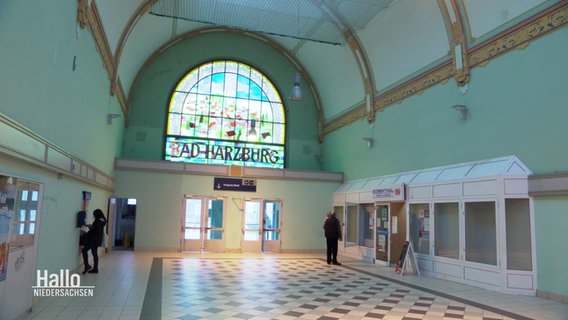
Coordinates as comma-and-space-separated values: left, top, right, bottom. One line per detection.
372, 184, 406, 201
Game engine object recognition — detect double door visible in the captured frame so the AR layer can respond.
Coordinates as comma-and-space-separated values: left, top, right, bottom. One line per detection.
181, 197, 225, 252
242, 200, 282, 252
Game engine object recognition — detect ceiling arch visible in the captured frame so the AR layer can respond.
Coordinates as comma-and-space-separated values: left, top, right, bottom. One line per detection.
83, 0, 565, 135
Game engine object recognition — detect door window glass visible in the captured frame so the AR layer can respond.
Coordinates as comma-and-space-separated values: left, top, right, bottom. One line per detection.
409, 203, 430, 254
9, 179, 40, 249
434, 202, 459, 259
465, 201, 496, 265
184, 199, 202, 240
346, 205, 358, 245
207, 200, 223, 240
244, 201, 260, 240
264, 201, 279, 240
506, 199, 532, 271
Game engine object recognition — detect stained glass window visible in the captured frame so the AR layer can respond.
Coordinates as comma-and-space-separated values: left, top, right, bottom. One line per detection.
165, 60, 286, 168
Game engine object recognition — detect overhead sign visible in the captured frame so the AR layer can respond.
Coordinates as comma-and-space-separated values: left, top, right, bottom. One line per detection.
214, 177, 257, 192
372, 184, 406, 201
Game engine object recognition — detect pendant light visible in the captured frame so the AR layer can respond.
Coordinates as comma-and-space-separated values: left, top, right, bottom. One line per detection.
289, 72, 303, 101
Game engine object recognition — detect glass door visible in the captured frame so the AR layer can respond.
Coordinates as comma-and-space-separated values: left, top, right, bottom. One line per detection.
204, 199, 224, 252
182, 197, 225, 252
375, 204, 389, 266
182, 198, 203, 252
262, 200, 281, 252
242, 200, 262, 252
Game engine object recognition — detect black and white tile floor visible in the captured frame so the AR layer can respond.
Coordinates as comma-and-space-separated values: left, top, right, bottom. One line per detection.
21, 252, 568, 320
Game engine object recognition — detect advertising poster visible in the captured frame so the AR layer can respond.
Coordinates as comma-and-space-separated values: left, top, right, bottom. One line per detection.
0, 176, 17, 282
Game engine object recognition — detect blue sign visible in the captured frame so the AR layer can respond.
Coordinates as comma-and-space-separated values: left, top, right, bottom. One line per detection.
214, 178, 257, 192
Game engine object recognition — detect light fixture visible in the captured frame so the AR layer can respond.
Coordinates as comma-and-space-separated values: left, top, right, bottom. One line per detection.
107, 113, 121, 124
451, 105, 467, 120
362, 137, 374, 148
248, 119, 257, 139
289, 72, 303, 101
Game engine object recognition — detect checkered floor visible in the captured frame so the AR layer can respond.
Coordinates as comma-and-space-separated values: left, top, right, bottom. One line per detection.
153, 258, 527, 320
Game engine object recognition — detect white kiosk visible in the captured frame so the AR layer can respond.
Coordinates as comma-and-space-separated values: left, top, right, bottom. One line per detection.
333, 156, 536, 295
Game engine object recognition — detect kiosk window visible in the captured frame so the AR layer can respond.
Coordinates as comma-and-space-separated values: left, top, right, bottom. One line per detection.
465, 201, 497, 266
434, 202, 459, 259
506, 199, 532, 271
409, 203, 430, 255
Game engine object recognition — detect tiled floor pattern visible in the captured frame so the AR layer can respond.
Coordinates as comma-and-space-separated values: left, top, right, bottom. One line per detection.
155, 258, 529, 320
17, 251, 568, 320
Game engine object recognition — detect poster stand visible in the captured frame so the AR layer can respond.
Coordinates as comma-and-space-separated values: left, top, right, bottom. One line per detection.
395, 240, 420, 276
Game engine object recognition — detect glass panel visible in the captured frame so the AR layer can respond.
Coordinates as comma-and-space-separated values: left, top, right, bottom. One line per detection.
264, 201, 280, 240
465, 202, 496, 265
506, 199, 532, 271
333, 206, 344, 231
346, 205, 358, 244
185, 229, 200, 240
165, 60, 285, 169
184, 199, 202, 240
409, 203, 430, 254
207, 199, 223, 240
185, 199, 202, 228
244, 231, 259, 241
434, 203, 459, 259
8, 179, 40, 249
360, 204, 373, 247
244, 201, 260, 241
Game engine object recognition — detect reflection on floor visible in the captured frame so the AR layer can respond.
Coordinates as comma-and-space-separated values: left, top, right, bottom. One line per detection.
19, 251, 568, 320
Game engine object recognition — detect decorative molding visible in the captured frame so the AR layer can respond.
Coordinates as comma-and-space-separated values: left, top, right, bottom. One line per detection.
323, 61, 453, 135
468, 2, 567, 68
84, 1, 128, 120
323, 2, 567, 136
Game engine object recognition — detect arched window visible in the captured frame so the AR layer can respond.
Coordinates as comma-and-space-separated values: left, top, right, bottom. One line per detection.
164, 60, 286, 169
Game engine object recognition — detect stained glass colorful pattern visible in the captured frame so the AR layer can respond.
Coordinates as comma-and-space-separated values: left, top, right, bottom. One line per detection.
165, 61, 286, 168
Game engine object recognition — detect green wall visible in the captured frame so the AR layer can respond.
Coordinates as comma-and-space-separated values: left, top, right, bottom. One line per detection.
322, 28, 568, 298
0, 0, 124, 273
0, 157, 112, 273
0, 1, 124, 174
123, 31, 322, 171
113, 170, 339, 252
323, 27, 568, 179
533, 196, 568, 297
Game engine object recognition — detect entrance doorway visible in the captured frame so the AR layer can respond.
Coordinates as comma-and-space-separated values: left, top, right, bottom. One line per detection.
242, 200, 282, 253
375, 204, 389, 266
109, 198, 136, 250
181, 196, 225, 252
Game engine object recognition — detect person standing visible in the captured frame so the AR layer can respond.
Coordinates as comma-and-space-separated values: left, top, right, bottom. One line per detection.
82, 208, 106, 274
323, 211, 342, 265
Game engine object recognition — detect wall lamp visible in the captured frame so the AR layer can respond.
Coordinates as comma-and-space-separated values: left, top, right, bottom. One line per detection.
107, 113, 122, 124
451, 105, 467, 120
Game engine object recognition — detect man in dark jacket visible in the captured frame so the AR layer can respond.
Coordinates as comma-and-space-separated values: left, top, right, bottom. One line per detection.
323, 211, 342, 265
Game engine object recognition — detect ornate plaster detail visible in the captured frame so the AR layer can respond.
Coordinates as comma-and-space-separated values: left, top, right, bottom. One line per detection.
469, 3, 567, 68
323, 2, 567, 136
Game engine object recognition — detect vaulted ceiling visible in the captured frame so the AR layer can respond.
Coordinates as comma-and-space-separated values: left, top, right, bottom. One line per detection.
81, 0, 566, 137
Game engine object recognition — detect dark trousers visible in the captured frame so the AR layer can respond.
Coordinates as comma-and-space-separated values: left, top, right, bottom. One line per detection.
326, 237, 339, 263
82, 244, 99, 269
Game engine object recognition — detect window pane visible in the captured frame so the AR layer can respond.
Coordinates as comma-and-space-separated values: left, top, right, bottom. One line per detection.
409, 203, 430, 254
361, 205, 373, 247
465, 202, 496, 265
506, 199, 532, 271
434, 203, 459, 259
346, 205, 358, 245
165, 60, 285, 168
